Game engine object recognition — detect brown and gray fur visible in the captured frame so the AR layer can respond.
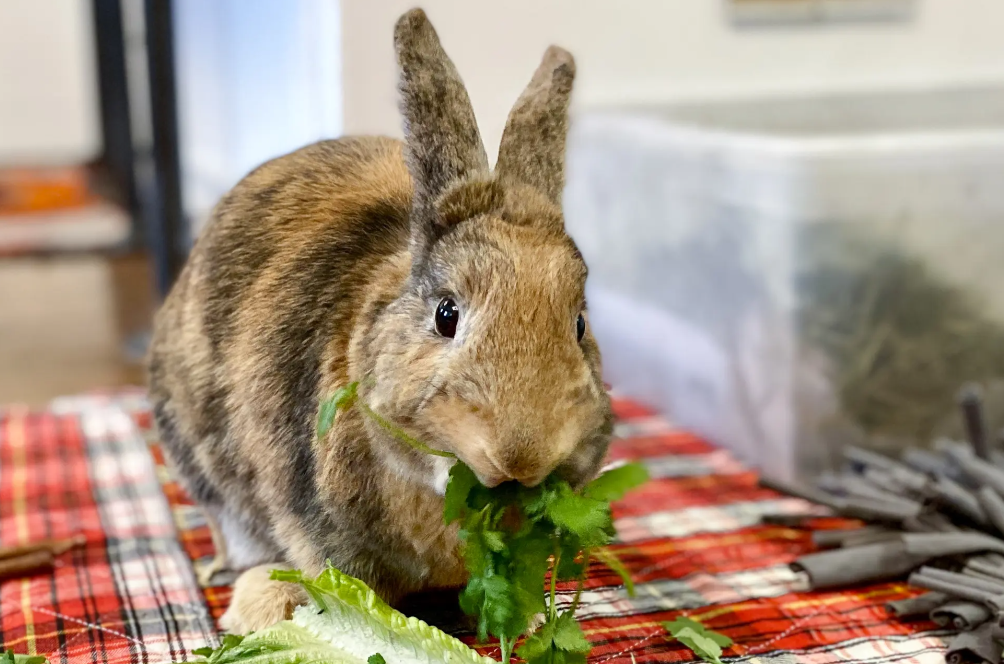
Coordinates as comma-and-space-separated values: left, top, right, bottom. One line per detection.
148, 7, 612, 633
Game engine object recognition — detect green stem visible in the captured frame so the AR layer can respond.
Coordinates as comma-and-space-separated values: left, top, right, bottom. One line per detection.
549, 542, 561, 622
500, 636, 513, 664
571, 548, 591, 612
357, 402, 456, 458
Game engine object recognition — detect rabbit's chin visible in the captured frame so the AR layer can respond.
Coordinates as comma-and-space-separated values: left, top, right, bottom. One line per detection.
431, 456, 457, 496
382, 450, 457, 496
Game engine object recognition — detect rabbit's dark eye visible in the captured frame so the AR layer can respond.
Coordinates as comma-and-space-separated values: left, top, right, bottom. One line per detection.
576, 313, 586, 342
436, 298, 460, 338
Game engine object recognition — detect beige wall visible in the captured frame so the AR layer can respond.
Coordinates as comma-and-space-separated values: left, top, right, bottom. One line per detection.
4, 1, 1001, 170
0, 0, 100, 166
342, 0, 1004, 162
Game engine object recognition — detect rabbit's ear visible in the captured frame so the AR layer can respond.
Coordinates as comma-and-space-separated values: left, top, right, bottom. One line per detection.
495, 46, 576, 205
394, 9, 488, 248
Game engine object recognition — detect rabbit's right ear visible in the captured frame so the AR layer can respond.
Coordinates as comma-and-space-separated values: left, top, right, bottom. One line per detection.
395, 9, 488, 256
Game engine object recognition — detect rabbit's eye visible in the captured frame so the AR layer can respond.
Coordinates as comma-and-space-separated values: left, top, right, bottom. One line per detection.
436, 298, 460, 338
576, 313, 586, 342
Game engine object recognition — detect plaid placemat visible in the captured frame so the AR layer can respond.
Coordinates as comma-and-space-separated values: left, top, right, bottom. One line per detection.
0, 392, 217, 664
3, 393, 949, 663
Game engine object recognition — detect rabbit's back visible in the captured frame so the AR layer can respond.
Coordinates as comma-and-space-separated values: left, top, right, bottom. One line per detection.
148, 136, 414, 568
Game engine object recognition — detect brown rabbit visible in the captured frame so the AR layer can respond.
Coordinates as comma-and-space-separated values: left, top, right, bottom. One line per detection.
148, 7, 612, 634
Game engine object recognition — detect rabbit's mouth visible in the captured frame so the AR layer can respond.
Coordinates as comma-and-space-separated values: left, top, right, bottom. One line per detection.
471, 467, 547, 490
475, 473, 506, 489
452, 448, 509, 489
477, 448, 552, 489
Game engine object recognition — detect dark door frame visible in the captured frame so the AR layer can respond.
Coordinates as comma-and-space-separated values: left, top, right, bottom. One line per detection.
143, 0, 187, 297
91, 0, 186, 298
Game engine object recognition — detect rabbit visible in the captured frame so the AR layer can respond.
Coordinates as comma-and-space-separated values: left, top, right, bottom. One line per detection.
147, 7, 613, 635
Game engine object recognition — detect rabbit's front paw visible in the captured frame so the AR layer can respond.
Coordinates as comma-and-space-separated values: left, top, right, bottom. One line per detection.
525, 612, 547, 635
219, 564, 307, 634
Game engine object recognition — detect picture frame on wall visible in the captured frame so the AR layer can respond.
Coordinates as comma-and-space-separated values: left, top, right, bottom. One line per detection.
728, 0, 916, 25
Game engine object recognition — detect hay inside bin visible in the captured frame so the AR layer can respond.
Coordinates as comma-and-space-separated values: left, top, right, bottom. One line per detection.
796, 221, 1004, 466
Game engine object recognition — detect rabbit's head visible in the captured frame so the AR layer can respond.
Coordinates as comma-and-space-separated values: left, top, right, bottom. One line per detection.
366, 9, 612, 491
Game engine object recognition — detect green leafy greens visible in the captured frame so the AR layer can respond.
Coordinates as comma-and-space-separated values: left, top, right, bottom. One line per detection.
444, 460, 647, 663
195, 564, 497, 664
663, 617, 733, 664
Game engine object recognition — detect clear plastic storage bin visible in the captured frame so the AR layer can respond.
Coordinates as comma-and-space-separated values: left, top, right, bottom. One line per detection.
564, 87, 1004, 479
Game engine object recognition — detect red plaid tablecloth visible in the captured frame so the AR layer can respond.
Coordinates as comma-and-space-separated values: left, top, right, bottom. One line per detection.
2, 392, 949, 663
0, 392, 215, 664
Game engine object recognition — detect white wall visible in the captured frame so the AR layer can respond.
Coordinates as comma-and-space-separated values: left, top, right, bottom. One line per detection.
0, 0, 101, 166
341, 0, 1004, 162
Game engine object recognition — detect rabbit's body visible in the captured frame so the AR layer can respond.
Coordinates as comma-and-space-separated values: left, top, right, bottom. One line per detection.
149, 9, 613, 634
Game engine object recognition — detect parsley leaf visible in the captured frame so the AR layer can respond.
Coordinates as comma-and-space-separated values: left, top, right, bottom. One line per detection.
509, 525, 552, 617
583, 462, 650, 502
676, 628, 724, 664
483, 529, 506, 552
545, 486, 611, 540
367, 655, 387, 664
444, 463, 480, 524
516, 612, 591, 664
552, 612, 591, 653
555, 554, 585, 582
592, 547, 635, 596
515, 619, 556, 661
0, 652, 47, 664
664, 617, 733, 664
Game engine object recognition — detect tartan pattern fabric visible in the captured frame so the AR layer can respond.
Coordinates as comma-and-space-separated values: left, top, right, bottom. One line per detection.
157, 397, 951, 664
3, 392, 952, 663
0, 392, 217, 664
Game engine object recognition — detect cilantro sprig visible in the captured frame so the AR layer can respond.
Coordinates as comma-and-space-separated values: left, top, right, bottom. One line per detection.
319, 383, 649, 663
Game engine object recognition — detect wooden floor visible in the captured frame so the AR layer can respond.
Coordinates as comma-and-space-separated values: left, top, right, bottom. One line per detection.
0, 256, 147, 407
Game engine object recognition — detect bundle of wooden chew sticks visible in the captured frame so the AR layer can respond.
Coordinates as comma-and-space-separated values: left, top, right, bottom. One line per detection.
762, 385, 1004, 664
0, 535, 86, 582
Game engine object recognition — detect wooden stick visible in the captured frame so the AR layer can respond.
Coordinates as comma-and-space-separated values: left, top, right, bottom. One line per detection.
0, 549, 54, 581
0, 534, 86, 561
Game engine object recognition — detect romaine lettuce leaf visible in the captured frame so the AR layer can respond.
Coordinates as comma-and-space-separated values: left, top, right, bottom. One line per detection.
195, 564, 496, 664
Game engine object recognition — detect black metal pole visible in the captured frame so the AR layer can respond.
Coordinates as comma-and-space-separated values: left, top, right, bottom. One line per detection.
91, 0, 140, 243
144, 0, 187, 297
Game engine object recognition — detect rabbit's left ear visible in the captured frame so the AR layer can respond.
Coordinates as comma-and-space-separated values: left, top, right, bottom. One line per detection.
495, 46, 576, 205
